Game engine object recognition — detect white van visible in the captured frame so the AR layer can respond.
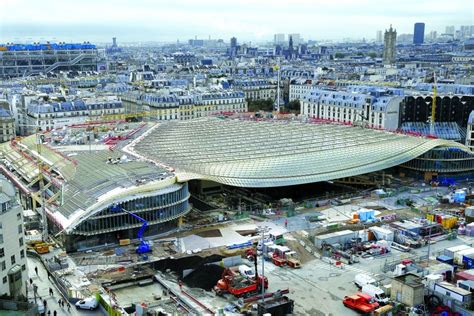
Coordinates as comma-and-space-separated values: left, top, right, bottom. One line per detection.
362, 284, 389, 304
239, 265, 255, 279
354, 273, 376, 288
75, 297, 99, 310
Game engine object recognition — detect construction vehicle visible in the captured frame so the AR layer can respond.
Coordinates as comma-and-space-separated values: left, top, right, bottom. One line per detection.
343, 292, 379, 313
245, 248, 257, 261
285, 251, 302, 268
269, 233, 285, 245
272, 245, 302, 268
111, 204, 151, 254
215, 254, 268, 297
27, 241, 51, 254
271, 245, 288, 267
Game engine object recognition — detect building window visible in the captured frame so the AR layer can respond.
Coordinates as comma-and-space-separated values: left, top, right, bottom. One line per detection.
0, 248, 3, 258
1, 261, 5, 271
17, 213, 21, 220
10, 255, 15, 265
19, 237, 23, 247
18, 224, 22, 234
22, 264, 26, 271
0, 234, 2, 244
2, 276, 6, 284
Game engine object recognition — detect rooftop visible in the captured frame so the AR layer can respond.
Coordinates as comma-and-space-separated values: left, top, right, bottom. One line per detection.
0, 123, 174, 231
130, 117, 469, 188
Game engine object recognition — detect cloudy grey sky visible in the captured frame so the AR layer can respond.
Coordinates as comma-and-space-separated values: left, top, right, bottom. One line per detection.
0, 0, 472, 43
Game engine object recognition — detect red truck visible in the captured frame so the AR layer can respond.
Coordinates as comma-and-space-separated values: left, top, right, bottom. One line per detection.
214, 268, 268, 297
343, 292, 379, 313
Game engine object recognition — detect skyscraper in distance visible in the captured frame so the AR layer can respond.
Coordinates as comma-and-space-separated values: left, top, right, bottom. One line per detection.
274, 33, 285, 45
230, 37, 237, 57
445, 25, 455, 35
383, 25, 397, 64
376, 30, 383, 43
413, 23, 425, 44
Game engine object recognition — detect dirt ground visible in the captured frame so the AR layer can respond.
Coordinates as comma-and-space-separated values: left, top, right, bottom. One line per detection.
195, 229, 223, 238
285, 239, 315, 264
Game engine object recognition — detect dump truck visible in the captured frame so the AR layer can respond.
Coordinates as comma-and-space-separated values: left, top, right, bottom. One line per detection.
285, 251, 302, 268
272, 246, 301, 268
214, 268, 268, 297
215, 253, 268, 297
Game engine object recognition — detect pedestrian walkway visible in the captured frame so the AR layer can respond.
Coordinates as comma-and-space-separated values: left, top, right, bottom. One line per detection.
26, 256, 103, 316
309, 259, 380, 277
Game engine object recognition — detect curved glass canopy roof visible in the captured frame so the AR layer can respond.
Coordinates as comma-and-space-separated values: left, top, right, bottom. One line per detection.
131, 118, 470, 187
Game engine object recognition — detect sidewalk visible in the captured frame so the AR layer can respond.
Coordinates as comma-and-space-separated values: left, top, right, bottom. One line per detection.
27, 256, 103, 316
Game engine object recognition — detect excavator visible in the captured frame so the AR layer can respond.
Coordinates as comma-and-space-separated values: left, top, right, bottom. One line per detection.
111, 204, 151, 254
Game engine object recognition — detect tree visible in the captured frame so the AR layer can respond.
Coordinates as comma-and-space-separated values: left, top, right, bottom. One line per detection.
286, 100, 301, 113
334, 52, 345, 59
247, 98, 274, 112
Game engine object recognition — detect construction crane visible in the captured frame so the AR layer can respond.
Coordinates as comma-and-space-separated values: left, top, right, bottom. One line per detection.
430, 72, 437, 136
111, 204, 151, 254
273, 59, 281, 113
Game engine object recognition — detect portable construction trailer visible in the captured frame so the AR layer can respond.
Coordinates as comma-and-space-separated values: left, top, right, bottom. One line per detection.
454, 248, 474, 265
314, 230, 356, 249
444, 244, 472, 259
434, 281, 472, 304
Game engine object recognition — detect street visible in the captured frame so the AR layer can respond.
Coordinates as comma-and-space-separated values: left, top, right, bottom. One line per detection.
27, 256, 104, 316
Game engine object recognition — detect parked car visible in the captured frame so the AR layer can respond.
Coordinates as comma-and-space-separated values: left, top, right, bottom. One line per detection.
238, 265, 255, 279
75, 297, 99, 310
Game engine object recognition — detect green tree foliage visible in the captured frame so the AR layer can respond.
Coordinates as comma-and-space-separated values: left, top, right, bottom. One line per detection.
286, 100, 301, 113
247, 98, 274, 112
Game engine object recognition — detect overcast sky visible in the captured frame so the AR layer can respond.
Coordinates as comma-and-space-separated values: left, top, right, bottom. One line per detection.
0, 0, 472, 43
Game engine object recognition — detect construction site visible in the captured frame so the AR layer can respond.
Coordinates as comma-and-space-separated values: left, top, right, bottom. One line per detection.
1, 116, 474, 315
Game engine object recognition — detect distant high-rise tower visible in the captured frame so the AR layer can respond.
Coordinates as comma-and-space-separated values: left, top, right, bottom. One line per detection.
445, 25, 455, 35
383, 25, 397, 64
274, 33, 285, 45
112, 37, 117, 48
376, 30, 383, 43
288, 33, 301, 46
413, 23, 425, 44
230, 37, 237, 57
230, 37, 237, 49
